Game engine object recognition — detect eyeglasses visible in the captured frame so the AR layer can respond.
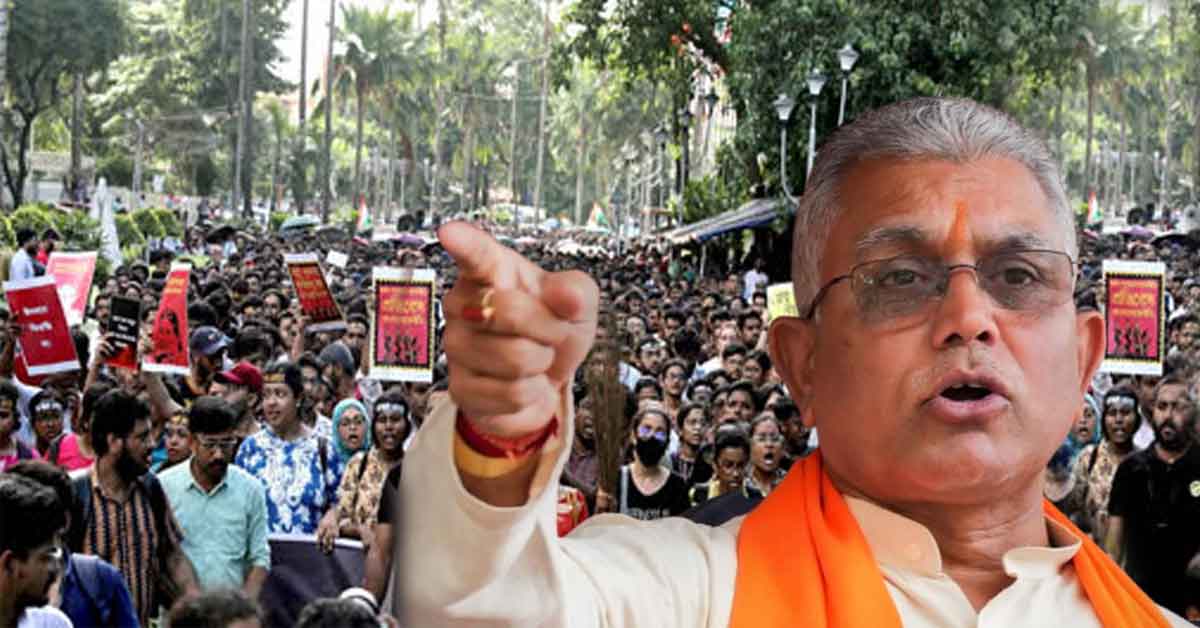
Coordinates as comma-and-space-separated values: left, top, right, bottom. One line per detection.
804, 250, 1076, 324
635, 425, 668, 441
197, 437, 238, 451
753, 433, 784, 444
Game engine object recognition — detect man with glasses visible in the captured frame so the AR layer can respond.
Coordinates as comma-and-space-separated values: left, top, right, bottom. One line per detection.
160, 396, 271, 597
397, 98, 1189, 626
1107, 376, 1200, 618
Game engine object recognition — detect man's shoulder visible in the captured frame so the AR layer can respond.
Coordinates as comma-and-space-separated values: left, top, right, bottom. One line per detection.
156, 463, 192, 492
17, 606, 72, 628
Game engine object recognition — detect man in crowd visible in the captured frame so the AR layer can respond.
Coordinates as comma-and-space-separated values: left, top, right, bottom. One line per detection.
1107, 376, 1200, 618
68, 388, 200, 625
7, 229, 39, 283
160, 396, 271, 597
6, 460, 138, 628
0, 474, 69, 628
394, 97, 1191, 625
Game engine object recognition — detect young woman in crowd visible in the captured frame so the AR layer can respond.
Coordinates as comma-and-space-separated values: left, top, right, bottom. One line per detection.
235, 361, 342, 534
744, 414, 786, 498
615, 404, 691, 521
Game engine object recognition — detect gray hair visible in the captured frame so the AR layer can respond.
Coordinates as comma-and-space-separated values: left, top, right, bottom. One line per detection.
791, 97, 1075, 311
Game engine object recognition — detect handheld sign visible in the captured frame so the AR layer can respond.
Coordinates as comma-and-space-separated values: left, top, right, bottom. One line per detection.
370, 267, 437, 383
286, 253, 346, 332
106, 297, 141, 371
1102, 259, 1165, 376
46, 252, 97, 326
3, 276, 79, 375
766, 282, 799, 322
143, 263, 191, 375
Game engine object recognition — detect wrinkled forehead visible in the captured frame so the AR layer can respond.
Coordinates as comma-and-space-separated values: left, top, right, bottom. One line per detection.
826, 157, 1069, 267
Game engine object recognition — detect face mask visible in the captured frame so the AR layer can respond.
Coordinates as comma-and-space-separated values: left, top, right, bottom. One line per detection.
635, 436, 667, 465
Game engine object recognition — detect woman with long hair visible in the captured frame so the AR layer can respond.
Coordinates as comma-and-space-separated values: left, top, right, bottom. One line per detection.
615, 404, 691, 521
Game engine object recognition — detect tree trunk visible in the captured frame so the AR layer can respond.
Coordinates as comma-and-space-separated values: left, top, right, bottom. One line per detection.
1054, 81, 1065, 178
272, 126, 282, 212
1159, 2, 1176, 213
296, 0, 309, 213
0, 112, 34, 207
1083, 73, 1095, 197
353, 79, 365, 208
1117, 108, 1127, 215
70, 72, 83, 198
1194, 87, 1200, 203
575, 99, 586, 225
321, 0, 335, 221
431, 0, 447, 219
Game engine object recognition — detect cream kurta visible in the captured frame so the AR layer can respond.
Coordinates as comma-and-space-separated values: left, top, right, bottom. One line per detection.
394, 398, 1188, 627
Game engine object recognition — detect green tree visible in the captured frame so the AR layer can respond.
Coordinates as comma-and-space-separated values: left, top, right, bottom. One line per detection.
1, 0, 125, 207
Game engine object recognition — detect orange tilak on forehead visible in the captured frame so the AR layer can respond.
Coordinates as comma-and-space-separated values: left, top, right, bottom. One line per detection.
944, 199, 971, 255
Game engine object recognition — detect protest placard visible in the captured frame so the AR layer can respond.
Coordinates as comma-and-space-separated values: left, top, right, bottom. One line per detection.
45, 252, 97, 326
326, 250, 349, 269
1102, 259, 1165, 376
286, 253, 346, 332
3, 276, 79, 375
106, 297, 141, 371
766, 282, 799, 322
143, 264, 191, 375
370, 267, 436, 382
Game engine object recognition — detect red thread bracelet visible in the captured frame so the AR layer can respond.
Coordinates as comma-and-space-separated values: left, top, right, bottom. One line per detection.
455, 411, 558, 459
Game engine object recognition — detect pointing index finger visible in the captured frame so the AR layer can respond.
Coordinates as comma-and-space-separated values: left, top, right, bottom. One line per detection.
437, 221, 542, 291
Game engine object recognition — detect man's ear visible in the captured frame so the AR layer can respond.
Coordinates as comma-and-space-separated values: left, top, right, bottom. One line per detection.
1076, 309, 1106, 396
767, 316, 817, 427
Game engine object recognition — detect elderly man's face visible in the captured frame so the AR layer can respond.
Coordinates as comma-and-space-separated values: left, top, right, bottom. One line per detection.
770, 157, 1104, 506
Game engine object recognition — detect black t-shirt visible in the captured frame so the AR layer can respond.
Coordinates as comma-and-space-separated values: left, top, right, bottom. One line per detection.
1108, 444, 1200, 615
669, 450, 713, 488
617, 466, 692, 521
376, 463, 404, 525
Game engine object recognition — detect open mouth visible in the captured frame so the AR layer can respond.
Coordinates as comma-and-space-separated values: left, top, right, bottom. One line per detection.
940, 383, 993, 402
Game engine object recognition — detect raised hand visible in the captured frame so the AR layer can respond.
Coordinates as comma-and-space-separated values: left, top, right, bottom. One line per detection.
439, 222, 599, 439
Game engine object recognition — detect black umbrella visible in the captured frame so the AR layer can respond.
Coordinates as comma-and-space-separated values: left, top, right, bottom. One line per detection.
204, 224, 237, 244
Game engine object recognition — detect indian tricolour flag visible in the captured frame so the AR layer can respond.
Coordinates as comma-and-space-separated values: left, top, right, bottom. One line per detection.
1087, 190, 1102, 224
356, 196, 373, 233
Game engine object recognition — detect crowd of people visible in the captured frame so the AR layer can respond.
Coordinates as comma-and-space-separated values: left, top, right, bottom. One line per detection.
0, 169, 1199, 626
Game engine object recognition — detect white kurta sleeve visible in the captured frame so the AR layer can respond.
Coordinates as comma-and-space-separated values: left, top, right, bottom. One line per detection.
395, 395, 739, 628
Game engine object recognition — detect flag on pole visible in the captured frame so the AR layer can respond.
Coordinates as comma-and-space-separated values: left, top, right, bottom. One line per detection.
356, 196, 373, 233
1087, 190, 1102, 225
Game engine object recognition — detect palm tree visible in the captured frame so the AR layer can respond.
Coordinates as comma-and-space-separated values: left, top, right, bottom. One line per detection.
334, 5, 403, 211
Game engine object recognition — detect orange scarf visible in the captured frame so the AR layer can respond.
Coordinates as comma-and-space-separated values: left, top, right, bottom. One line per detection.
729, 452, 1168, 628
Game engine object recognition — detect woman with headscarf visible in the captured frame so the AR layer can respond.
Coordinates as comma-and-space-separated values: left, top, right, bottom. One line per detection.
318, 391, 413, 552
1066, 386, 1140, 542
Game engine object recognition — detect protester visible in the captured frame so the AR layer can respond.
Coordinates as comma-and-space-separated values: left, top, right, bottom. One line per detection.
159, 396, 271, 596
319, 393, 410, 553
67, 388, 200, 625
614, 405, 691, 520
743, 414, 785, 498
0, 474, 69, 628
667, 402, 713, 488
7, 229, 39, 283
5, 460, 138, 628
1067, 386, 1141, 540
0, 380, 34, 472
234, 361, 341, 534
1106, 376, 1200, 617
166, 590, 264, 628
43, 383, 102, 472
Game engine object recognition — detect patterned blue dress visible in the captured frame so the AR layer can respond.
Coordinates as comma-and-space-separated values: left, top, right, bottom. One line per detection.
234, 426, 344, 534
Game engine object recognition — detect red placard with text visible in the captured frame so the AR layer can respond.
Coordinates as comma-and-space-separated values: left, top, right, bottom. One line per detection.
285, 253, 346, 332
143, 264, 191, 375
371, 267, 436, 383
45, 252, 97, 327
3, 276, 79, 375
1102, 259, 1165, 376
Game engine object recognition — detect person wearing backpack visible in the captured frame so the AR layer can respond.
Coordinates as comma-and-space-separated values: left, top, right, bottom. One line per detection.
6, 460, 137, 628
65, 388, 201, 626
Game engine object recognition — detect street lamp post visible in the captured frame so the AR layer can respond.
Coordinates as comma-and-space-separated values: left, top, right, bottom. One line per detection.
699, 89, 719, 175
837, 44, 859, 127
805, 69, 826, 177
774, 94, 797, 203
